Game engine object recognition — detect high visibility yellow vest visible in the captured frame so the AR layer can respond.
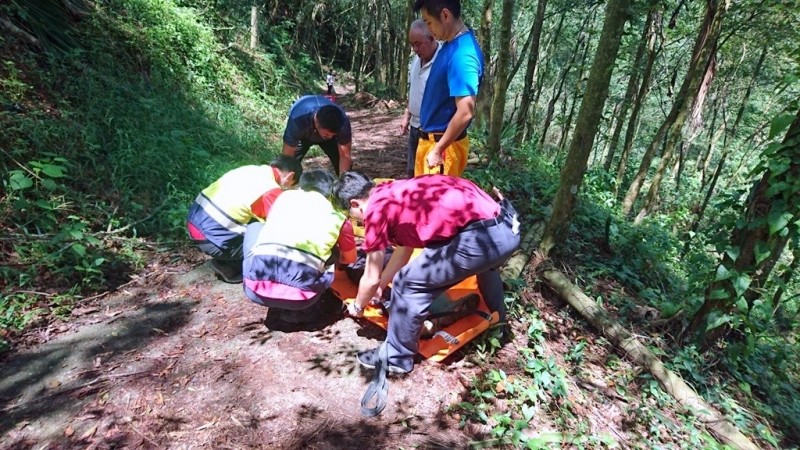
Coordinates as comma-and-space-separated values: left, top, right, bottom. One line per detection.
249, 189, 346, 263
199, 165, 279, 228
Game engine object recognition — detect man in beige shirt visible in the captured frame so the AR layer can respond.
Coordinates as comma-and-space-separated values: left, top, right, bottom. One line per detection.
400, 19, 440, 178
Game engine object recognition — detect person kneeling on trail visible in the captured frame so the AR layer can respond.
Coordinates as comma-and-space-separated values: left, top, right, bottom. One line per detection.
186, 155, 302, 284
242, 170, 357, 324
335, 172, 521, 374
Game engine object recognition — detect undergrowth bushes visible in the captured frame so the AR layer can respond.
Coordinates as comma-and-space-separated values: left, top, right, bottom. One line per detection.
0, 0, 315, 350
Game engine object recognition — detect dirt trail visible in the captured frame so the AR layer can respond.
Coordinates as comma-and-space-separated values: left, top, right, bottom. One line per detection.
0, 92, 501, 449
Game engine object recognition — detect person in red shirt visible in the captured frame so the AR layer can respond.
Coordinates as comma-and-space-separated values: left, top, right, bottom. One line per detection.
334, 172, 520, 374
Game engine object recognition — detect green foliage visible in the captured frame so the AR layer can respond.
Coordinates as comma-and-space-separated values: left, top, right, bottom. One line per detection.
458, 309, 573, 447
730, 339, 800, 443
0, 0, 312, 349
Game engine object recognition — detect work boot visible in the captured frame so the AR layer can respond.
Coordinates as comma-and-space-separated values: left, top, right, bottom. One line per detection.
211, 259, 242, 284
421, 293, 481, 338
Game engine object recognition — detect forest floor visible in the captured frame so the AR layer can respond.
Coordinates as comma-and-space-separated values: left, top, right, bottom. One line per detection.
1, 86, 721, 449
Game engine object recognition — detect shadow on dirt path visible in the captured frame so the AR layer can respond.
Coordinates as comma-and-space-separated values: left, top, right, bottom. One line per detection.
0, 89, 498, 449
1, 260, 488, 449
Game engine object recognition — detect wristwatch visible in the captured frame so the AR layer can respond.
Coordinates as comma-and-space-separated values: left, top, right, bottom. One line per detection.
350, 303, 365, 315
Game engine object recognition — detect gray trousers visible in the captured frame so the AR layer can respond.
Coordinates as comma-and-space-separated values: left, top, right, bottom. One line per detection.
406, 126, 420, 178
385, 202, 521, 371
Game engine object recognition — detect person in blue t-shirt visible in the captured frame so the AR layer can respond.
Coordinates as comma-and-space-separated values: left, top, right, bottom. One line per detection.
282, 95, 353, 175
413, 0, 484, 178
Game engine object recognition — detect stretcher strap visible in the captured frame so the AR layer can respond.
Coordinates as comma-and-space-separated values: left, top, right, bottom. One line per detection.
433, 330, 459, 345
360, 342, 389, 417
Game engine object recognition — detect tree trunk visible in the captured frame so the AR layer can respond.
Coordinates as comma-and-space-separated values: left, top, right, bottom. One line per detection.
613, 9, 661, 198
475, 0, 494, 129
486, 0, 516, 159
622, 0, 725, 216
386, 1, 396, 92
398, 0, 414, 101
557, 15, 595, 155
684, 44, 768, 250
686, 107, 800, 342
351, 0, 367, 90
636, 52, 718, 223
250, 6, 258, 49
513, 0, 548, 146
539, 0, 631, 256
683, 151, 727, 255
674, 140, 686, 192
527, 13, 565, 142
603, 9, 656, 171
506, 12, 535, 89
697, 99, 721, 188
375, 0, 385, 85
538, 15, 589, 152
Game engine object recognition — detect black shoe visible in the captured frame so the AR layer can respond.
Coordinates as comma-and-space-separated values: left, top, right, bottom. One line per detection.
356, 347, 411, 374
280, 303, 323, 324
211, 259, 242, 284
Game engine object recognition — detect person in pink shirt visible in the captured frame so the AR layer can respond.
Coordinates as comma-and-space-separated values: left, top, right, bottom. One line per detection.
334, 172, 520, 374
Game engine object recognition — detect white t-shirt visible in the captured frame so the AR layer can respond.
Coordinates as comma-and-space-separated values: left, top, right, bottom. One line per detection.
407, 42, 441, 129
326, 74, 335, 85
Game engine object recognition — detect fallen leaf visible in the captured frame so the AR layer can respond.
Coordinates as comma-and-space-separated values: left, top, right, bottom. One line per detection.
65, 425, 74, 436
80, 425, 98, 440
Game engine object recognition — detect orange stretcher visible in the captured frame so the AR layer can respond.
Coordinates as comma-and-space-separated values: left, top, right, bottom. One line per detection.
331, 217, 501, 366
330, 269, 499, 362
331, 178, 499, 361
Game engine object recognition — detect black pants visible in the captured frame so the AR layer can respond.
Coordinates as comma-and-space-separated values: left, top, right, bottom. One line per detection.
293, 139, 340, 175
407, 126, 421, 178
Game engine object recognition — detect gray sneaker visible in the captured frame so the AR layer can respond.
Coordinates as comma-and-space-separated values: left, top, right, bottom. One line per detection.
356, 347, 411, 374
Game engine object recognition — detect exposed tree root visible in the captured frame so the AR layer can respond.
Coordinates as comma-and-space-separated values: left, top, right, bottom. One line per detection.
499, 220, 760, 450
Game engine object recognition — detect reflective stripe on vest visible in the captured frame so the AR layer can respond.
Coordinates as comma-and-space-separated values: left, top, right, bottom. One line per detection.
200, 165, 280, 224
248, 243, 326, 273
253, 190, 346, 262
195, 193, 247, 234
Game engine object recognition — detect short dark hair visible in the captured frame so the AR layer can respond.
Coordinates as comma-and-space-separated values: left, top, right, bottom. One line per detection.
334, 171, 375, 210
270, 154, 303, 182
300, 169, 336, 197
413, 0, 461, 18
316, 105, 346, 133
